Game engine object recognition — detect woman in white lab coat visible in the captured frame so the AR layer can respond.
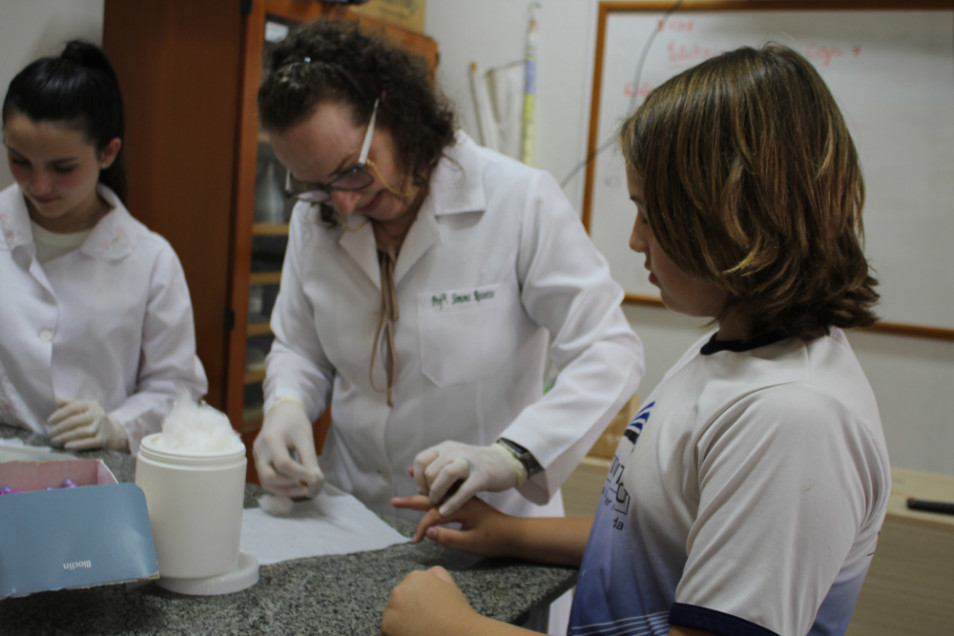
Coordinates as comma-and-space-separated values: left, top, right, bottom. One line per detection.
252, 19, 644, 522
0, 41, 207, 453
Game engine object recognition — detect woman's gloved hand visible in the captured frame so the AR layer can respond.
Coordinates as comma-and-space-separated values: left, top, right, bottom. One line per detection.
48, 399, 129, 451
253, 398, 324, 498
412, 441, 527, 517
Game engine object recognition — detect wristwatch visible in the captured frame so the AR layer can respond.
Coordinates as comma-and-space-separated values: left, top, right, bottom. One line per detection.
496, 437, 542, 477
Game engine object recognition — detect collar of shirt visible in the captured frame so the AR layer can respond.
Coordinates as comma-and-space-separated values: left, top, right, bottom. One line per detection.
421, 130, 491, 218
0, 183, 137, 262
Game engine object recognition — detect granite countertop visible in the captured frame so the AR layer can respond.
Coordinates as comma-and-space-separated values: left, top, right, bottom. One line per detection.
0, 426, 577, 634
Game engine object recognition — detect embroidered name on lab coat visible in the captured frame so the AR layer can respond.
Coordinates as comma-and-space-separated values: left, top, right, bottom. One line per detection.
430, 288, 496, 310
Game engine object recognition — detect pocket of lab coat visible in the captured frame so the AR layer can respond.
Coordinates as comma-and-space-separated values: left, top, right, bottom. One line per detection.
417, 282, 515, 387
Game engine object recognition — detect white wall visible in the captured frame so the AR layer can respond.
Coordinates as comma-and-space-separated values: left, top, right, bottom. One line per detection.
3, 0, 952, 476
426, 0, 596, 209
0, 0, 104, 188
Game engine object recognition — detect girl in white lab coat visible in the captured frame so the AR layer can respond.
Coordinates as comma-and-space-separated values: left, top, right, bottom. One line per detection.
0, 40, 207, 453
251, 18, 644, 524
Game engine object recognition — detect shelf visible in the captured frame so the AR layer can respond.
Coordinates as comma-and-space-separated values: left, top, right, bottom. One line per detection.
245, 369, 266, 384
253, 222, 289, 236
247, 321, 272, 336
249, 271, 281, 286
242, 406, 263, 432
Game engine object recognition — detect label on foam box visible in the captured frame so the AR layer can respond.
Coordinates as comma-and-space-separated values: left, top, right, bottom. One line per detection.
0, 460, 158, 598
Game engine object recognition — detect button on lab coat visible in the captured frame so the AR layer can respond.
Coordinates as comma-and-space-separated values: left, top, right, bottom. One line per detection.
0, 184, 208, 452
265, 132, 644, 519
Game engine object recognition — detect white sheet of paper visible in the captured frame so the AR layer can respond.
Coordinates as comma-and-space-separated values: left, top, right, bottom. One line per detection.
0, 438, 75, 462
240, 484, 408, 565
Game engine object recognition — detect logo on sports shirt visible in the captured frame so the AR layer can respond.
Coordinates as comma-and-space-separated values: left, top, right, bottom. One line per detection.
624, 400, 654, 444
600, 401, 655, 527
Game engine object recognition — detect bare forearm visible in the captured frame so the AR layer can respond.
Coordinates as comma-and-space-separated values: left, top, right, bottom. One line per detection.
504, 516, 593, 567
395, 496, 593, 567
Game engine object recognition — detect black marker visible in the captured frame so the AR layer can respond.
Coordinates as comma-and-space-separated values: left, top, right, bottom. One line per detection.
906, 497, 954, 516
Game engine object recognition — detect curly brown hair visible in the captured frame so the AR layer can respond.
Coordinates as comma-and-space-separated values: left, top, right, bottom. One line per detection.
257, 19, 456, 225
620, 43, 878, 340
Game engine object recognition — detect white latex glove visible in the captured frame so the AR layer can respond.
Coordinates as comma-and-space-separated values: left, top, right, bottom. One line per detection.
252, 399, 324, 498
412, 441, 526, 517
47, 399, 129, 451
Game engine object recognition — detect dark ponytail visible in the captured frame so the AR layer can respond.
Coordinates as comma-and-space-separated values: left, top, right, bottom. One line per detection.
2, 40, 128, 202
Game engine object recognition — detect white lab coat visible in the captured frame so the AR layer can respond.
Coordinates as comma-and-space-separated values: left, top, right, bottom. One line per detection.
0, 184, 208, 453
265, 132, 644, 519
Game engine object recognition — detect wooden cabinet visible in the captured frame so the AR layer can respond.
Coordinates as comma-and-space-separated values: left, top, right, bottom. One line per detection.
103, 0, 437, 478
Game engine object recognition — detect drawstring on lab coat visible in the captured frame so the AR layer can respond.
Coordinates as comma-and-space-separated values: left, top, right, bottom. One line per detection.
370, 246, 398, 406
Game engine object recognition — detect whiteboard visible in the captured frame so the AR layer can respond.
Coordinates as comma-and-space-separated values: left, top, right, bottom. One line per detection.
583, 2, 954, 336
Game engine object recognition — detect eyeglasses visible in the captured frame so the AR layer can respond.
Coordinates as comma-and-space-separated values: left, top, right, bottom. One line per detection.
284, 98, 379, 203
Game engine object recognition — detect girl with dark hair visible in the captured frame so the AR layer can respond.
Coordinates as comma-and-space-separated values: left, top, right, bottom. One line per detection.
383, 43, 890, 636
0, 40, 207, 453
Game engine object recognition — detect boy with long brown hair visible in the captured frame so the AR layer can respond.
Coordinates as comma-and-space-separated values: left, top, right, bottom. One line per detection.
383, 43, 890, 636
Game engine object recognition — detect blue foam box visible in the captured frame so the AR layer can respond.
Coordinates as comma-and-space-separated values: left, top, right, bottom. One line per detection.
0, 459, 159, 598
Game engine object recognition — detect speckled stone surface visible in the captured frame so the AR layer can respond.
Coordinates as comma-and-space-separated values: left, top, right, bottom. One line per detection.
0, 426, 577, 634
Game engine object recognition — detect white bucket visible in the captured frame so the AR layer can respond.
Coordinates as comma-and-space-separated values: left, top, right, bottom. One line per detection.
135, 433, 255, 593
